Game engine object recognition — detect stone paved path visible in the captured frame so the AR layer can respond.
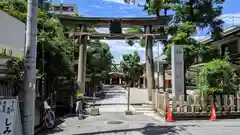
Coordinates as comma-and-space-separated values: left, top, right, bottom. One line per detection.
39, 113, 183, 135
37, 85, 240, 135
97, 86, 134, 112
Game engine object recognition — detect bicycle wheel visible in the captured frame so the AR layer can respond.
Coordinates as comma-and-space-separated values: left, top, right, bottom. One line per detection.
44, 109, 56, 129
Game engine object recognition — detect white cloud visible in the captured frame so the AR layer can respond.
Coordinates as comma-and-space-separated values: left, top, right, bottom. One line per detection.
96, 28, 164, 64
101, 40, 145, 63
96, 28, 109, 33
90, 5, 106, 9
103, 0, 146, 5
96, 28, 131, 33
103, 0, 127, 4
103, 40, 164, 64
192, 36, 208, 41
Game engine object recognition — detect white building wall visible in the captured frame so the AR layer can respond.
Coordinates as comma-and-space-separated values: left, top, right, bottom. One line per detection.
0, 11, 25, 57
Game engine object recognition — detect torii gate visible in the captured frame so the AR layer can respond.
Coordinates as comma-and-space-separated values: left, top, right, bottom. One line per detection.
56, 15, 172, 101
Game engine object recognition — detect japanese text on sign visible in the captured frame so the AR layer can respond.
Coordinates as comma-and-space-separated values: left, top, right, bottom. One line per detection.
0, 99, 16, 135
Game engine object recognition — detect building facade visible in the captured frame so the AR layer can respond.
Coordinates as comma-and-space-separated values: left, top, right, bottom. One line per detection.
0, 11, 25, 80
190, 26, 240, 70
0, 11, 25, 58
49, 4, 78, 16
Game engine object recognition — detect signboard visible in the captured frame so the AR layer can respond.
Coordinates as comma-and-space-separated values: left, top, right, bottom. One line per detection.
1, 47, 12, 56
0, 97, 23, 135
171, 45, 184, 99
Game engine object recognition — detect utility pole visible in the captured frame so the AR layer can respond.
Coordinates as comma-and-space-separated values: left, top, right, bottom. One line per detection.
42, 43, 45, 99
23, 0, 38, 135
157, 42, 160, 89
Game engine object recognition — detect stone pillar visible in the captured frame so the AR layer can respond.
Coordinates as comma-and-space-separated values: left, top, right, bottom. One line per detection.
119, 78, 122, 84
143, 72, 146, 88
138, 79, 141, 88
110, 78, 112, 84
145, 26, 155, 101
171, 45, 184, 100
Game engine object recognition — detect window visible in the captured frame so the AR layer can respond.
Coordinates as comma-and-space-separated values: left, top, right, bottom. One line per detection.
63, 7, 69, 11
61, 6, 75, 12
54, 7, 60, 11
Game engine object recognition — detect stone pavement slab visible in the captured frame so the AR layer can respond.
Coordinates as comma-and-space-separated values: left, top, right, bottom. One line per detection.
37, 112, 240, 135
37, 113, 181, 135
36, 85, 240, 135
96, 86, 134, 113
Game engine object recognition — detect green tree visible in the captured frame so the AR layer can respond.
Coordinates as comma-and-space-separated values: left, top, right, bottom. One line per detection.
124, 0, 225, 99
198, 59, 239, 94
1, 0, 75, 98
86, 40, 113, 90
125, 0, 224, 65
120, 52, 143, 87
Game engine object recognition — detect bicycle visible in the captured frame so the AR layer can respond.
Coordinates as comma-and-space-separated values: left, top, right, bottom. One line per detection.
40, 97, 56, 129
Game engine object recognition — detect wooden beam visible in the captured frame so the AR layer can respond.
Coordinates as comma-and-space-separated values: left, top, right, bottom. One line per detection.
67, 32, 167, 40
56, 15, 173, 28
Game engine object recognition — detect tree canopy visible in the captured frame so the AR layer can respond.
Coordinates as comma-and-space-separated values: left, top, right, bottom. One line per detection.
125, 0, 224, 65
1, 0, 75, 76
120, 52, 143, 86
124, 0, 228, 94
1, 0, 113, 95
86, 40, 113, 87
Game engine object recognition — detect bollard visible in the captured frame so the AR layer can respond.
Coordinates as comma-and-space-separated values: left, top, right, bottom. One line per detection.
125, 84, 133, 115
90, 92, 100, 116
93, 92, 96, 108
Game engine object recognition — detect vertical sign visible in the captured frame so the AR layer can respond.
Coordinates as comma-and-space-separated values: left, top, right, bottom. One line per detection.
0, 99, 16, 135
0, 98, 22, 135
171, 45, 184, 100
158, 64, 164, 88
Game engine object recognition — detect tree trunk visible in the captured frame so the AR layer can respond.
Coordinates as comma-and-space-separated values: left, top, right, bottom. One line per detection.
145, 26, 155, 101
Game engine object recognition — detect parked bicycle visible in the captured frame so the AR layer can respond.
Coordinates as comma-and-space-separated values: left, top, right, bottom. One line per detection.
40, 97, 56, 129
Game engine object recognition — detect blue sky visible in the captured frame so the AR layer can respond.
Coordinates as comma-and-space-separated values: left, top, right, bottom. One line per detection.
53, 0, 240, 64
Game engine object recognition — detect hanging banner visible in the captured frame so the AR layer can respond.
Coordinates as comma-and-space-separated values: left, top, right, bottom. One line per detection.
0, 97, 23, 135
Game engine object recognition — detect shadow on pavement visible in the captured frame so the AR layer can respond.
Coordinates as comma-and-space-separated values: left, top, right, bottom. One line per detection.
35, 118, 65, 135
72, 123, 195, 135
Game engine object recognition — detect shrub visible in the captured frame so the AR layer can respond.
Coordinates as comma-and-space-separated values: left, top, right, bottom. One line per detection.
198, 59, 240, 94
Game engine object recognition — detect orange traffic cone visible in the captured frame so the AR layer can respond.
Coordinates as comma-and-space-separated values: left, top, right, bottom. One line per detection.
210, 104, 217, 121
167, 104, 175, 122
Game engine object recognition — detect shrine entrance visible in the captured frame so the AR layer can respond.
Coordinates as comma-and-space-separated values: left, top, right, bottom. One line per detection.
57, 15, 172, 101
108, 72, 123, 85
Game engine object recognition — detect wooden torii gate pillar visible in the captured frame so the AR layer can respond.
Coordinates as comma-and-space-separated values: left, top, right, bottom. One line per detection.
145, 26, 155, 101
77, 25, 88, 94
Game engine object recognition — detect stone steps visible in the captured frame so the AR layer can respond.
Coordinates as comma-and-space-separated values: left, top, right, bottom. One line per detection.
133, 104, 155, 113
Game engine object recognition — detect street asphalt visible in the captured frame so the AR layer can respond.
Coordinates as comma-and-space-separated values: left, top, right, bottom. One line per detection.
37, 85, 240, 135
